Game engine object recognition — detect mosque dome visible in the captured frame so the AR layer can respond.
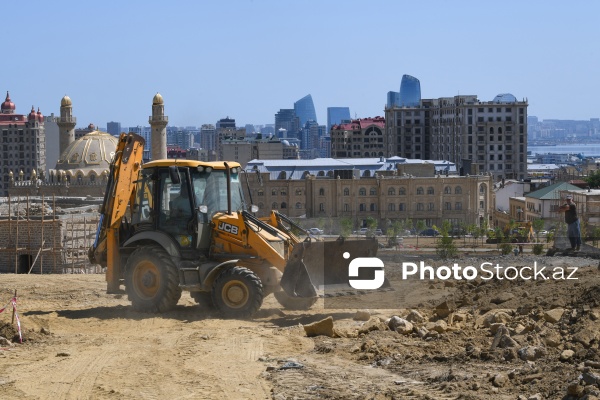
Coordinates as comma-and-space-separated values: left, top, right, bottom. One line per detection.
36, 107, 43, 122
28, 106, 37, 121
1, 91, 15, 111
153, 93, 164, 105
61, 95, 72, 107
55, 131, 118, 173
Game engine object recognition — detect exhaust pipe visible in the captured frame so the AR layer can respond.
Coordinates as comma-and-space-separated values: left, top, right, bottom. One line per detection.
224, 162, 232, 215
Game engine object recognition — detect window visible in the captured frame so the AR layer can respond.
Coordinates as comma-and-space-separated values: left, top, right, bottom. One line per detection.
427, 203, 434, 211
359, 188, 366, 196
399, 187, 406, 195
455, 202, 462, 210
455, 186, 462, 194
281, 202, 287, 209
359, 203, 366, 211
388, 187, 396, 196
343, 188, 350, 196
370, 187, 377, 196
280, 189, 287, 196
319, 203, 325, 212
444, 202, 451, 210
295, 188, 302, 195
272, 202, 278, 209
271, 189, 277, 196
319, 188, 325, 196
479, 201, 484, 209
344, 203, 350, 212
296, 202, 302, 209
399, 203, 405, 211
417, 203, 424, 211
257, 189, 264, 196
416, 187, 424, 195
388, 203, 396, 211
427, 187, 434, 195
444, 186, 451, 194
370, 203, 377, 211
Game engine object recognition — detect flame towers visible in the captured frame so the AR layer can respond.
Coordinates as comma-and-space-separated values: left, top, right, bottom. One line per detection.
387, 74, 421, 108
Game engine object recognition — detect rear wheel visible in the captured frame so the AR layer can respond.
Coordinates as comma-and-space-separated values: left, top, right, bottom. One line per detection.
212, 267, 263, 318
274, 291, 317, 310
125, 245, 182, 312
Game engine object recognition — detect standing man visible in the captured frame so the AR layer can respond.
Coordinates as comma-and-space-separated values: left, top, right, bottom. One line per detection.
558, 195, 581, 251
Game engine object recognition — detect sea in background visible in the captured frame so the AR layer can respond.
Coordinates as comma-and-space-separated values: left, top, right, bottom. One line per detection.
529, 144, 600, 157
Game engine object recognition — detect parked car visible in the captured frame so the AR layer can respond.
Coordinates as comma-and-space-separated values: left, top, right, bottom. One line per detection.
374, 229, 384, 236
353, 228, 369, 235
538, 230, 549, 236
420, 228, 440, 237
307, 228, 323, 235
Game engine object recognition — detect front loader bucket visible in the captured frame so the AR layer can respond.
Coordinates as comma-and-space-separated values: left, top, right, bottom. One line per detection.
280, 237, 381, 298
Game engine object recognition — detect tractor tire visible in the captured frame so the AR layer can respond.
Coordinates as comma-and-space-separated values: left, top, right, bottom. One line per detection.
190, 291, 215, 309
273, 291, 317, 310
212, 267, 263, 318
125, 245, 182, 313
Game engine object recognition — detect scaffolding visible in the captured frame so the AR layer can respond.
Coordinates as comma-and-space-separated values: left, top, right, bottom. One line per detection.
0, 194, 101, 274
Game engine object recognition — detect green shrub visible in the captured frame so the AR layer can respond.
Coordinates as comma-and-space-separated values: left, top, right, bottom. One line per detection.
532, 243, 544, 255
500, 242, 513, 255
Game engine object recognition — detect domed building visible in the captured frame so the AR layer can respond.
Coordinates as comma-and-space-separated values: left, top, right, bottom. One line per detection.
49, 129, 117, 185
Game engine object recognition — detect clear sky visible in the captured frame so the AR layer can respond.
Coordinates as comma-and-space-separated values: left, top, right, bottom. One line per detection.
3, 1, 599, 129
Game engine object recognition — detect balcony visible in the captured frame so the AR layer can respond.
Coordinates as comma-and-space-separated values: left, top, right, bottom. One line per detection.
148, 115, 168, 123
57, 116, 76, 124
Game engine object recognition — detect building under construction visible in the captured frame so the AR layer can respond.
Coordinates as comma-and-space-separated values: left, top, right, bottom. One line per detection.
0, 195, 102, 274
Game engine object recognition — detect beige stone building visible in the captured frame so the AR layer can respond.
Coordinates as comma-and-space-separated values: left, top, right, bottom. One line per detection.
243, 158, 492, 230
222, 137, 299, 167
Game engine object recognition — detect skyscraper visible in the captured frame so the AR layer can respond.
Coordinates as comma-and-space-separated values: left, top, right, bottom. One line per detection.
106, 121, 121, 136
386, 74, 421, 108
294, 94, 317, 125
275, 109, 300, 138
327, 107, 351, 133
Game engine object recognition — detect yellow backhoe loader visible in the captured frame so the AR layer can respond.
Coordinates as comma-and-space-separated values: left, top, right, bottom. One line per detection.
89, 133, 379, 318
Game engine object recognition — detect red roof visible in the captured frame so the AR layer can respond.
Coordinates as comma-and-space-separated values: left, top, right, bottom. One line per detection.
332, 116, 385, 131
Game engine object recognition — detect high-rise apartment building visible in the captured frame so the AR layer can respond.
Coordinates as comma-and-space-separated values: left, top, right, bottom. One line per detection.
275, 109, 300, 139
294, 94, 317, 126
385, 92, 528, 180
106, 121, 121, 136
327, 107, 351, 134
0, 91, 46, 195
200, 124, 216, 152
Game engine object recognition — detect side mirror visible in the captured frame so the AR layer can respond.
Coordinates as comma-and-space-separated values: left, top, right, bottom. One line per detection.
250, 204, 259, 213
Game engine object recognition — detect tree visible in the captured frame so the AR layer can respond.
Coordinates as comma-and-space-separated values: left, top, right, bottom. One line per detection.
435, 221, 457, 259
340, 217, 353, 238
585, 170, 600, 188
532, 218, 545, 242
415, 220, 427, 248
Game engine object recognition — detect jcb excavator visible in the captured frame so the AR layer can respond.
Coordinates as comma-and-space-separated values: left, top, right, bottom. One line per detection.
89, 133, 379, 318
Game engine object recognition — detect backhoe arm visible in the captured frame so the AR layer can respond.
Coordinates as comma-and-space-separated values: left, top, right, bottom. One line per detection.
89, 133, 145, 292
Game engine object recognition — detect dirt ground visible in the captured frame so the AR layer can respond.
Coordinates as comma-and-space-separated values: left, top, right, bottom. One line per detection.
1, 248, 600, 400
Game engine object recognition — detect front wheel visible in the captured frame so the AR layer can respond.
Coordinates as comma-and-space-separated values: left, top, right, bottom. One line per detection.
125, 245, 182, 312
212, 267, 263, 318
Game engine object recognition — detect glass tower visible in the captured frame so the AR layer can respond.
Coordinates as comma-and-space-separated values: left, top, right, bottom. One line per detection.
294, 94, 317, 126
327, 107, 351, 133
386, 74, 421, 107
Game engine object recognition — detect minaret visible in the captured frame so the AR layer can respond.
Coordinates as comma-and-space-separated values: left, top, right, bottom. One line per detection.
149, 93, 168, 160
57, 95, 76, 157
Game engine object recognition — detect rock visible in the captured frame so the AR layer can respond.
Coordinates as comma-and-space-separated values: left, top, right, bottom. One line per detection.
432, 320, 447, 333
491, 292, 515, 304
582, 371, 600, 386
303, 316, 335, 337
567, 382, 584, 397
358, 317, 388, 335
453, 313, 467, 322
518, 346, 546, 361
512, 324, 526, 335
492, 373, 508, 387
574, 328, 598, 348
56, 352, 70, 357
528, 394, 543, 400
544, 332, 562, 348
499, 335, 519, 349
490, 323, 506, 334
560, 349, 575, 362
493, 311, 512, 325
480, 310, 512, 328
353, 310, 371, 321
405, 309, 425, 323
0, 336, 13, 347
585, 360, 600, 369
416, 327, 429, 339
388, 317, 413, 335
435, 300, 456, 318
543, 308, 565, 323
